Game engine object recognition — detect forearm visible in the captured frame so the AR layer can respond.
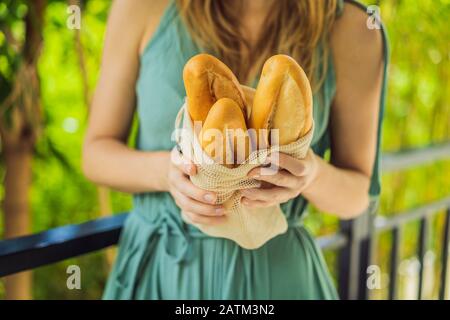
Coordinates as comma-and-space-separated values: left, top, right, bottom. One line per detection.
82, 138, 170, 193
302, 155, 370, 219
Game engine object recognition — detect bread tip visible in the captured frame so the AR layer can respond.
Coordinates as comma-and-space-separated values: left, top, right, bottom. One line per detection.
183, 54, 220, 76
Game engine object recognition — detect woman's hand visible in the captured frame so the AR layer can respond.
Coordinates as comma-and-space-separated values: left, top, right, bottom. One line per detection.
241, 149, 319, 208
168, 147, 226, 225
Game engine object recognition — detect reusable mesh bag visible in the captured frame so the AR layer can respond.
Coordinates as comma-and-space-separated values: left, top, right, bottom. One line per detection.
174, 101, 314, 249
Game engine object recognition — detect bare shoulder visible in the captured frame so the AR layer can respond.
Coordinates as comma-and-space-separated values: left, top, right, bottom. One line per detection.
108, 0, 168, 23
330, 2, 384, 87
106, 0, 169, 54
139, 0, 170, 54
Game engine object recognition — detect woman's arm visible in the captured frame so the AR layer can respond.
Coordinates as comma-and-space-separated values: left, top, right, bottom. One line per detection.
305, 4, 384, 217
82, 0, 170, 193
242, 4, 384, 219
83, 0, 225, 222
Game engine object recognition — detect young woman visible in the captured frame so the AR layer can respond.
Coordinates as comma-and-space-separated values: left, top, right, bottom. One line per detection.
83, 0, 388, 299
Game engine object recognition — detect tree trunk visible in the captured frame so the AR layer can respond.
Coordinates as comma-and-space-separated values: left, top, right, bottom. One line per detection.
1, 0, 46, 299
3, 142, 33, 300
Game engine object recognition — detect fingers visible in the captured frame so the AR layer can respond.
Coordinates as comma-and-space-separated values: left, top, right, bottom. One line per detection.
169, 149, 228, 226
182, 211, 227, 226
171, 147, 197, 176
264, 152, 308, 177
241, 186, 296, 204
170, 147, 216, 205
169, 174, 226, 225
171, 187, 225, 217
248, 169, 301, 189
171, 171, 218, 204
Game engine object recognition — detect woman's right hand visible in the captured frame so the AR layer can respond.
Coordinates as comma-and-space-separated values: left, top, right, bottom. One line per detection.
168, 147, 226, 225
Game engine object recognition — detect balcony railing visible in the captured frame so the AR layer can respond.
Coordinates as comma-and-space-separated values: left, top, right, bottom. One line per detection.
1, 142, 449, 300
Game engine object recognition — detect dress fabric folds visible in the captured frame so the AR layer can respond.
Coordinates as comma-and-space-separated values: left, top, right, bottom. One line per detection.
103, 0, 388, 300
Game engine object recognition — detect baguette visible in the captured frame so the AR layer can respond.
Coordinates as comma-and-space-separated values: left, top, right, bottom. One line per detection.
183, 54, 247, 123
199, 98, 249, 168
248, 54, 313, 147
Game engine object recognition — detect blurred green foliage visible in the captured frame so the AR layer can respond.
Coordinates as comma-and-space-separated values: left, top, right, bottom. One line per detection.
0, 0, 449, 299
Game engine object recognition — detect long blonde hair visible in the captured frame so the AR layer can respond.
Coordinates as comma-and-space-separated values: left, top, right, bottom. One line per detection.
176, 0, 338, 91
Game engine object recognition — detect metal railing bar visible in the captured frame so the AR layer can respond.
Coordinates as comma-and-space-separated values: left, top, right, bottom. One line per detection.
0, 213, 127, 277
439, 209, 450, 300
0, 211, 346, 277
417, 216, 429, 300
389, 226, 401, 300
381, 142, 450, 173
374, 197, 450, 232
0, 141, 448, 293
316, 232, 348, 250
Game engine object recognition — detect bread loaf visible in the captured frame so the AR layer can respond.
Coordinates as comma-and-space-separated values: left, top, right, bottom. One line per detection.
183, 54, 248, 123
248, 54, 313, 148
199, 98, 249, 168
183, 54, 312, 166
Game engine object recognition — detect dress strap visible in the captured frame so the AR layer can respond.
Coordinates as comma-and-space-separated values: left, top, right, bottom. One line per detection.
336, 0, 345, 17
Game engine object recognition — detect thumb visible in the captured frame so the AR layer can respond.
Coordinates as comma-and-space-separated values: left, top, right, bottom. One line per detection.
171, 146, 197, 176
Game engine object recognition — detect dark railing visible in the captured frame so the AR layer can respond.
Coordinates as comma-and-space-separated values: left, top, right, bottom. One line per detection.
0, 142, 449, 299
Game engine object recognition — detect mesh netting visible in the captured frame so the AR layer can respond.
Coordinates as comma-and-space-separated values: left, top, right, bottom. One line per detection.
174, 102, 314, 249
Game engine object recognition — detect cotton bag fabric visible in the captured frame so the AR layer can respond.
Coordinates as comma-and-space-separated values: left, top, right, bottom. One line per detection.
174, 100, 314, 249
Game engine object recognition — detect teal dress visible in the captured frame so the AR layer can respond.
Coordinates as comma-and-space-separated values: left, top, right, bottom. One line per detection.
103, 0, 388, 299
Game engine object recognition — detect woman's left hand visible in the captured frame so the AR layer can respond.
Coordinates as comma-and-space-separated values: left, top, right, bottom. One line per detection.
241, 149, 319, 208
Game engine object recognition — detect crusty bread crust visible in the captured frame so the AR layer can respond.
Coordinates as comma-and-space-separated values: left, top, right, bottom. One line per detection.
199, 98, 249, 168
183, 54, 247, 123
183, 54, 312, 166
249, 54, 313, 147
